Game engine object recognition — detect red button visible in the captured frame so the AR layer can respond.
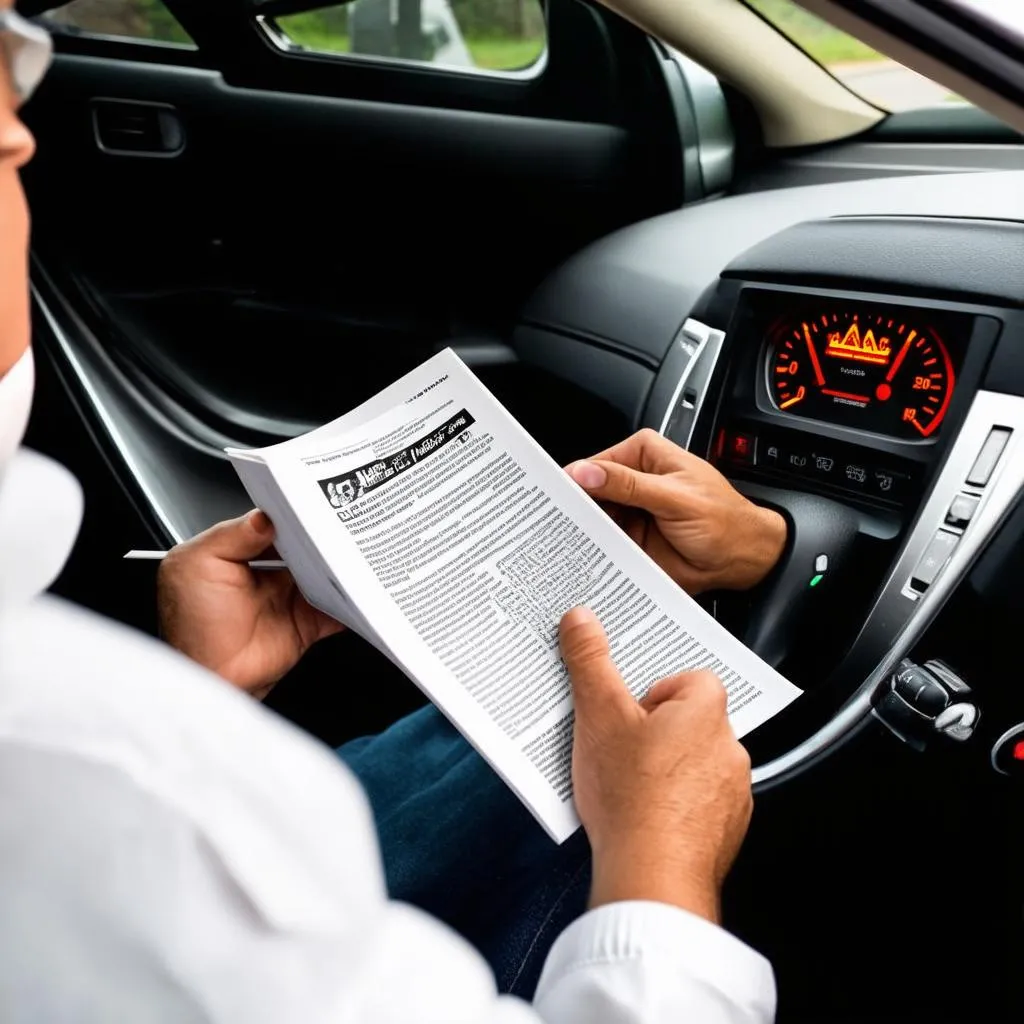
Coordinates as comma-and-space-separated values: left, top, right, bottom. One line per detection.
1013, 740, 1024, 761
729, 432, 755, 463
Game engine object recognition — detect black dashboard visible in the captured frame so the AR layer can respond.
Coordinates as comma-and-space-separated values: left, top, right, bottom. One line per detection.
513, 170, 1024, 788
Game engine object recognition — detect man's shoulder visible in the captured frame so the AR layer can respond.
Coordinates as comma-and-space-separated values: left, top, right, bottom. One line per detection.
0, 595, 384, 931
2, 594, 270, 739
0, 595, 340, 782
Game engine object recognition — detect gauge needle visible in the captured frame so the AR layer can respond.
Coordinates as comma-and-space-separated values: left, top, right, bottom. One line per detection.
802, 322, 826, 387
822, 389, 871, 403
886, 330, 916, 382
779, 385, 806, 410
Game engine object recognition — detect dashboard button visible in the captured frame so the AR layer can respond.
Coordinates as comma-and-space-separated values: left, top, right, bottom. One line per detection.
727, 431, 756, 464
757, 439, 782, 469
842, 461, 869, 489
873, 468, 897, 495
966, 428, 1011, 487
786, 450, 810, 473
910, 530, 960, 592
809, 452, 838, 481
870, 466, 911, 502
946, 493, 980, 528
894, 664, 950, 716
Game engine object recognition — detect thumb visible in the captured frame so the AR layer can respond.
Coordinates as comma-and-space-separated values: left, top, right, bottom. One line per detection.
190, 509, 276, 563
559, 607, 637, 725
568, 460, 685, 519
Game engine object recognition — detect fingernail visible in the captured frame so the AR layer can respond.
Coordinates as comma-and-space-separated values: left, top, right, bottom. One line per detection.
247, 509, 270, 532
561, 606, 598, 629
569, 461, 607, 489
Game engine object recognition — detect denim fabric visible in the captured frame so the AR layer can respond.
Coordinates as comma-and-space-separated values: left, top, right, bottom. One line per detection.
338, 705, 591, 998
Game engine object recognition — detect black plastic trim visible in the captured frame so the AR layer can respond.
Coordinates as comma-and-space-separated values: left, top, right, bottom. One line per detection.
521, 171, 1024, 365
722, 217, 1024, 310
868, 104, 1024, 143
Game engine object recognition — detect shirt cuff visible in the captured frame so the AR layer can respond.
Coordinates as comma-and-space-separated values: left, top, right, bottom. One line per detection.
534, 900, 776, 1018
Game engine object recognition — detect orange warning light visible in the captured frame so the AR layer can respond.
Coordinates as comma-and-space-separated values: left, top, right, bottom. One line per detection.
825, 322, 892, 366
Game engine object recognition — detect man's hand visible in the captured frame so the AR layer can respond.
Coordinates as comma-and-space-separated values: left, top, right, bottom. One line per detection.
560, 607, 753, 924
567, 429, 786, 594
158, 511, 344, 699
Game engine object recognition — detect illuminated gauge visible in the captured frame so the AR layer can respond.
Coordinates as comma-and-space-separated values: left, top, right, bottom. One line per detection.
767, 309, 956, 440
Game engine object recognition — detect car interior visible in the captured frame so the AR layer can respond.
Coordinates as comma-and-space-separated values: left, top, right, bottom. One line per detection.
17, 0, 1024, 1019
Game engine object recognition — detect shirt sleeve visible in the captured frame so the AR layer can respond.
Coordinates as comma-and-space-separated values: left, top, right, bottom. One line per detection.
532, 901, 776, 1024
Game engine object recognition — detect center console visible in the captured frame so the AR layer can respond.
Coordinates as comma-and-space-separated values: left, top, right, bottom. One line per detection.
644, 273, 1024, 783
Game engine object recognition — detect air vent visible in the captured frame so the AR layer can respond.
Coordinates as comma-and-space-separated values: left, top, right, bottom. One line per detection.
91, 99, 185, 157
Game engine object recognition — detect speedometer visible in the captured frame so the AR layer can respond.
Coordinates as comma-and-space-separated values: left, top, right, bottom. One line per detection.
767, 309, 956, 440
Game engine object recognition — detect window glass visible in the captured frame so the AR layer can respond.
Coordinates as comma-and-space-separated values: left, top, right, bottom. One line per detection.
40, 0, 195, 47
747, 0, 968, 111
275, 0, 546, 73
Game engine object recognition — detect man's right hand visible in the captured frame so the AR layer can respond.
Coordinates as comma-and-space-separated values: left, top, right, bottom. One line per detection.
559, 606, 753, 925
567, 429, 787, 594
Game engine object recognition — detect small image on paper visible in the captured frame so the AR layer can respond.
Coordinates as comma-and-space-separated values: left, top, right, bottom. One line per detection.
322, 475, 365, 509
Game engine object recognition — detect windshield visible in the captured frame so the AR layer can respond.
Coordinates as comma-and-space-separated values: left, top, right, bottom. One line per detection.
747, 0, 969, 112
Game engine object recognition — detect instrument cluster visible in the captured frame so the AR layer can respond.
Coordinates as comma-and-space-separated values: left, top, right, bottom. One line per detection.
764, 304, 958, 441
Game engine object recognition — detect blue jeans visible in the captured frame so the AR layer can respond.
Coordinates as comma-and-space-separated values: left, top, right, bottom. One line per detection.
338, 706, 591, 999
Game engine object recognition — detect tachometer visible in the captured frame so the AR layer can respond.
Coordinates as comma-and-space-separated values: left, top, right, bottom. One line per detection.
768, 309, 956, 439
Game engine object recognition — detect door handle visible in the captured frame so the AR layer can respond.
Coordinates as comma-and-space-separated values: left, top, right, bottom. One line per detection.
91, 98, 185, 158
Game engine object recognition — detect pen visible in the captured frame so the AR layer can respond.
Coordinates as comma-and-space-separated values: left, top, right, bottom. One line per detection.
123, 550, 288, 571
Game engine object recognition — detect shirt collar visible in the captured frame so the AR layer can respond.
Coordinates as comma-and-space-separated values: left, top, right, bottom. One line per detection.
0, 449, 83, 609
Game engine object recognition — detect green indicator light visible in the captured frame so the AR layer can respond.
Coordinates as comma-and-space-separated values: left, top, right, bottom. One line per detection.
809, 574, 825, 588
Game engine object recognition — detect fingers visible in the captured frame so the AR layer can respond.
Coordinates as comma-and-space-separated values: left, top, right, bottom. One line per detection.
641, 669, 725, 711
589, 428, 695, 476
567, 429, 708, 518
183, 510, 276, 563
567, 457, 690, 518
559, 608, 637, 724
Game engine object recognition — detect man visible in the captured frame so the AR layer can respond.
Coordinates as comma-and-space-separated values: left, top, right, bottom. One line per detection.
0, 7, 786, 1019
157, 430, 788, 995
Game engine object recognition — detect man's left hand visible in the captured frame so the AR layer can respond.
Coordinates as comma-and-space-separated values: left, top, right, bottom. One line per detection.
158, 510, 345, 699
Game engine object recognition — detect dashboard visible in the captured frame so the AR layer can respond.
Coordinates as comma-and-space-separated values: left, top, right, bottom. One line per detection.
513, 171, 1024, 789
709, 285, 998, 515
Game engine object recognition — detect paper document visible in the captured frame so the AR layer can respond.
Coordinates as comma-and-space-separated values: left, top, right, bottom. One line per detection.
227, 349, 801, 842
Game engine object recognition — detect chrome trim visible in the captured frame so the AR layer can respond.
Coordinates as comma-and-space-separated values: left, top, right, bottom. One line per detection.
254, 14, 548, 83
32, 287, 184, 544
753, 389, 1024, 787
991, 723, 1024, 775
667, 49, 735, 196
657, 318, 725, 450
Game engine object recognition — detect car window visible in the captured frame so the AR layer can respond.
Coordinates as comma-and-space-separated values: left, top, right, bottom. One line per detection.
746, 0, 968, 111
272, 0, 546, 74
39, 0, 195, 48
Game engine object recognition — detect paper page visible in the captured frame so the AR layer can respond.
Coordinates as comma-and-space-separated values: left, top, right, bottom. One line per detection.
250, 350, 802, 842
228, 452, 393, 658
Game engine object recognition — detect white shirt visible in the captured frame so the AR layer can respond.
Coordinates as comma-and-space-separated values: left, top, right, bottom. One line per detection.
0, 449, 776, 1023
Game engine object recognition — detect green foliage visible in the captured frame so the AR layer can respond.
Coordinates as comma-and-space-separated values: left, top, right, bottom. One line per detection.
466, 35, 543, 70
134, 0, 192, 43
45, 0, 193, 45
277, 10, 351, 53
746, 0, 881, 65
449, 0, 544, 39
277, 1, 545, 70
